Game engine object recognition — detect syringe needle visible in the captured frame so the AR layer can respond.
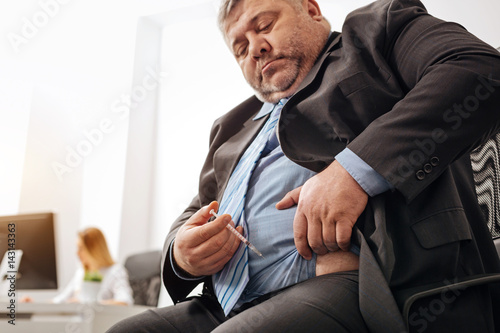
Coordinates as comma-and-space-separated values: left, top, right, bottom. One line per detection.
209, 209, 264, 258
247, 243, 264, 258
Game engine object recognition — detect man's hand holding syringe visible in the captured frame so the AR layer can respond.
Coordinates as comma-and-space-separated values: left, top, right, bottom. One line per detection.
172, 201, 256, 277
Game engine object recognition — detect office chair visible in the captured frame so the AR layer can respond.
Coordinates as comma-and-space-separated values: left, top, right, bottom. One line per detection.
124, 250, 162, 307
402, 131, 500, 330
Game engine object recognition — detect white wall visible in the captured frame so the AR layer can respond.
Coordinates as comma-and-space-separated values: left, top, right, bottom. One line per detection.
0, 0, 184, 298
0, 0, 499, 302
423, 0, 500, 48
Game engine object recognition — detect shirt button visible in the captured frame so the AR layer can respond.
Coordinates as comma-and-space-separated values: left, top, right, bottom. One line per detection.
423, 163, 432, 174
430, 157, 440, 167
416, 170, 426, 180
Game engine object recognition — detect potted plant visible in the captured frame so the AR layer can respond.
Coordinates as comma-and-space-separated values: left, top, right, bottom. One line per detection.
80, 270, 102, 303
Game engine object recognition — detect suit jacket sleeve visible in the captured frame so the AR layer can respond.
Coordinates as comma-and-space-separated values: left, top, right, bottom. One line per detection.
160, 158, 214, 303
345, 0, 500, 202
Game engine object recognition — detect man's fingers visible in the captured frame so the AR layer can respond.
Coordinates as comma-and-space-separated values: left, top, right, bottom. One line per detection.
323, 220, 339, 252
276, 187, 302, 210
293, 212, 312, 260
196, 222, 241, 259
192, 225, 243, 275
323, 219, 353, 252
215, 225, 243, 259
336, 219, 353, 251
307, 217, 328, 255
212, 225, 243, 262
197, 214, 232, 242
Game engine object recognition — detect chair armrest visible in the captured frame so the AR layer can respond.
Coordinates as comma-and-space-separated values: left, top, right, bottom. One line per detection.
403, 273, 500, 331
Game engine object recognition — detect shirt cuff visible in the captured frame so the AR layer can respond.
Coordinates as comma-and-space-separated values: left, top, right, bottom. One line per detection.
335, 148, 393, 197
169, 239, 205, 281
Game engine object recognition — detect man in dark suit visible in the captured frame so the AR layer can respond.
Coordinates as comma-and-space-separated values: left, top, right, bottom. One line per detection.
108, 0, 500, 332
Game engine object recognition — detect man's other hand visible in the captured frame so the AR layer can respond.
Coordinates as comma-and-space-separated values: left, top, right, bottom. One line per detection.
276, 161, 368, 260
173, 201, 242, 277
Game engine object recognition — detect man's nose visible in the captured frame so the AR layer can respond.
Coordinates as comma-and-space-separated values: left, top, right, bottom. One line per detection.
249, 35, 271, 60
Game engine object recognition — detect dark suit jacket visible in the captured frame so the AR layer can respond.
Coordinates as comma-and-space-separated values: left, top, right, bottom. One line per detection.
162, 0, 500, 331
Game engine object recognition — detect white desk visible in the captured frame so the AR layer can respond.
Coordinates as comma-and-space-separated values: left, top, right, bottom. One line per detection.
0, 302, 151, 333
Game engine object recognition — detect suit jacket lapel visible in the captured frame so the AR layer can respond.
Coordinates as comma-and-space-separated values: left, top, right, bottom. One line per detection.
276, 32, 344, 172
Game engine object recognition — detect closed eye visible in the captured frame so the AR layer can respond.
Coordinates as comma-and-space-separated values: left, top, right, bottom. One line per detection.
235, 44, 248, 58
259, 22, 272, 32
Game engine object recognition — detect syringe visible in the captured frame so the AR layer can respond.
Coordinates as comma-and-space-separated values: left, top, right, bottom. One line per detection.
209, 209, 264, 258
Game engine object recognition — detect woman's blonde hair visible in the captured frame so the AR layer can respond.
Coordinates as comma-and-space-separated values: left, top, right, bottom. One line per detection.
78, 227, 115, 270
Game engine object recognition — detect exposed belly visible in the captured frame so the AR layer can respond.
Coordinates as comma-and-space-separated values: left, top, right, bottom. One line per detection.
316, 250, 360, 276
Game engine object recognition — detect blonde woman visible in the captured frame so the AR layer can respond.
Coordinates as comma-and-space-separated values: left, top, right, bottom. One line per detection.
52, 227, 133, 305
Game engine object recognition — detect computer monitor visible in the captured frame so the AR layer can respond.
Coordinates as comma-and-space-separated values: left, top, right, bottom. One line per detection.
0, 212, 58, 289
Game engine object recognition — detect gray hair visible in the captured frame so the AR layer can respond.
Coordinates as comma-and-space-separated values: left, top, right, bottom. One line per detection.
217, 0, 303, 34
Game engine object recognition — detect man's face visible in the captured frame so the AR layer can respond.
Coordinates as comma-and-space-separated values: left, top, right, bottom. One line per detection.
224, 0, 328, 103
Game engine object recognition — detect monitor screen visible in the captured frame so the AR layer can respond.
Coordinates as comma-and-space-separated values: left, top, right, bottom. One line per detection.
0, 212, 58, 289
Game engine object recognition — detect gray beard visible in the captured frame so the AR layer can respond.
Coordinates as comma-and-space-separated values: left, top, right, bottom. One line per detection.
251, 58, 303, 103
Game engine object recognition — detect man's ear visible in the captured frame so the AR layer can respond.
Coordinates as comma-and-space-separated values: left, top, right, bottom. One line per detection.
306, 0, 323, 22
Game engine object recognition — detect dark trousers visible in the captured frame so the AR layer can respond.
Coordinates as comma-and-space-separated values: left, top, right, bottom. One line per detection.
107, 271, 368, 333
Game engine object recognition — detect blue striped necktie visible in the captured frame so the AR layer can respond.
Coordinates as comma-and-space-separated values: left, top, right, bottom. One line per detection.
213, 98, 287, 315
